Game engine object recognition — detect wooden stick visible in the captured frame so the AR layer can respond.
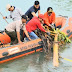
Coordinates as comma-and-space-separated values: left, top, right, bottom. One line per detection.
53, 33, 59, 67
0, 12, 9, 24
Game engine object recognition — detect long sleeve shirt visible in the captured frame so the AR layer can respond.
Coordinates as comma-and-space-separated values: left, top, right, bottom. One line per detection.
44, 12, 56, 26
26, 17, 45, 33
6, 7, 24, 21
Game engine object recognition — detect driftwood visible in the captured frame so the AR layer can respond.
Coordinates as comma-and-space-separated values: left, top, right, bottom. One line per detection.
36, 29, 53, 53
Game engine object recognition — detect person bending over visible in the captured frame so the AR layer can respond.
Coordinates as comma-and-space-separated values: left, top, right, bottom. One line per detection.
26, 14, 49, 40
5, 15, 31, 45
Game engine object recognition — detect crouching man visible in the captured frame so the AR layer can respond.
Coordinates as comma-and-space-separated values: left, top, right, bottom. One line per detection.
5, 15, 31, 45
26, 14, 49, 39
44, 7, 56, 29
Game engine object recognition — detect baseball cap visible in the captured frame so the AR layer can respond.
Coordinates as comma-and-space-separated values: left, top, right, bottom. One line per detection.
34, 1, 39, 5
21, 15, 27, 21
48, 8, 53, 12
38, 14, 45, 21
6, 4, 11, 11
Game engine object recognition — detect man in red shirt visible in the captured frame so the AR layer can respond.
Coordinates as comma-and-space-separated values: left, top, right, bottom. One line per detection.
26, 14, 49, 39
44, 7, 56, 29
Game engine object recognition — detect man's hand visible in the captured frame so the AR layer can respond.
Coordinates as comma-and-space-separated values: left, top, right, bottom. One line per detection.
31, 12, 37, 17
24, 30, 31, 41
49, 24, 55, 29
28, 37, 31, 41
3, 17, 6, 19
41, 20, 44, 24
51, 23, 54, 26
18, 41, 23, 44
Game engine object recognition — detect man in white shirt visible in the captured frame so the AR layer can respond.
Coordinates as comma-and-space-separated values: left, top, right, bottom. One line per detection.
3, 4, 25, 41
5, 15, 31, 45
3, 4, 24, 21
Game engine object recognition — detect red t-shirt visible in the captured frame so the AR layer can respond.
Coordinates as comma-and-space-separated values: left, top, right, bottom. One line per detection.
26, 17, 45, 33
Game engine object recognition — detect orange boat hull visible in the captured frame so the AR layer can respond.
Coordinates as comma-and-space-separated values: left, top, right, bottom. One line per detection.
56, 17, 72, 38
0, 32, 11, 44
0, 39, 43, 64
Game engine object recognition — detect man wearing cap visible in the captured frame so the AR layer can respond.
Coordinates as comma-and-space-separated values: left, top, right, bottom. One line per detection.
25, 0, 40, 20
5, 15, 31, 45
3, 4, 24, 21
26, 14, 49, 39
44, 7, 56, 29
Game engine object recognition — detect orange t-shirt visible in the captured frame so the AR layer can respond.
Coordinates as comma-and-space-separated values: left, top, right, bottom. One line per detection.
44, 12, 56, 26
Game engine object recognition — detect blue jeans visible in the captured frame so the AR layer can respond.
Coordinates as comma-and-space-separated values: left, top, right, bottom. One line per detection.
29, 32, 38, 39
26, 32, 38, 40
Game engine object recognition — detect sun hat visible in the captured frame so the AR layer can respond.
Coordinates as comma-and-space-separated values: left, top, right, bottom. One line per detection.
6, 4, 11, 11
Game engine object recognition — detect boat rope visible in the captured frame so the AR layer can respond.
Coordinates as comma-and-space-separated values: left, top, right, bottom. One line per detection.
59, 56, 72, 62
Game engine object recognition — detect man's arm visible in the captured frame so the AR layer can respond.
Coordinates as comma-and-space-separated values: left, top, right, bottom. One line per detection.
31, 12, 37, 17
30, 7, 37, 17
3, 15, 12, 19
38, 6, 40, 16
45, 21, 50, 26
37, 22, 46, 32
37, 23, 50, 35
16, 22, 23, 44
17, 8, 24, 16
44, 13, 50, 26
16, 31, 23, 44
38, 10, 40, 16
31, 10, 40, 17
52, 12, 56, 24
24, 30, 31, 41
23, 23, 31, 41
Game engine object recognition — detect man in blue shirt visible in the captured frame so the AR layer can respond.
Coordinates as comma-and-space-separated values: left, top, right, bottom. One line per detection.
25, 1, 40, 20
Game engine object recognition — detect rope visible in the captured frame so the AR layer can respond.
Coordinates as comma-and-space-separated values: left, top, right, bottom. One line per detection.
59, 56, 72, 62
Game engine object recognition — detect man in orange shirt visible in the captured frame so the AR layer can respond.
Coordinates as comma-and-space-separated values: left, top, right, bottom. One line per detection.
44, 7, 56, 29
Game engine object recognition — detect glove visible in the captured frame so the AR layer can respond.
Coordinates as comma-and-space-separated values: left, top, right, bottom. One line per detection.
50, 23, 57, 30
52, 23, 54, 25
50, 24, 55, 29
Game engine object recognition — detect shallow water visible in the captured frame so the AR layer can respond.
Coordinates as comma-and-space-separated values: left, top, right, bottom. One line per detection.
0, 0, 72, 72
